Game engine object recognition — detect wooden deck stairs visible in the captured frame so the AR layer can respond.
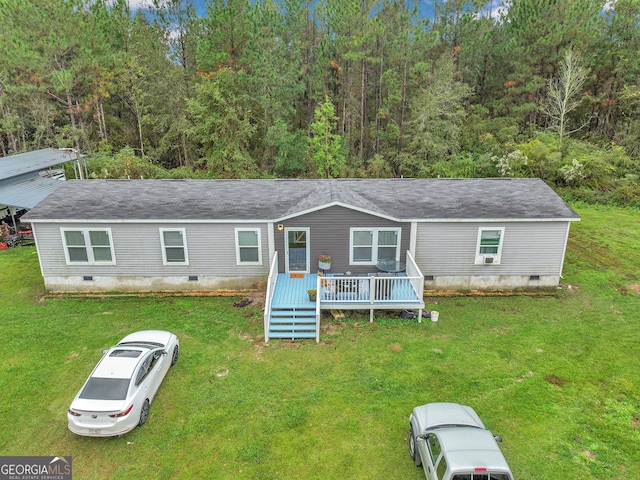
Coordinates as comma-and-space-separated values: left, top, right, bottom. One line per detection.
268, 306, 317, 340
265, 271, 320, 341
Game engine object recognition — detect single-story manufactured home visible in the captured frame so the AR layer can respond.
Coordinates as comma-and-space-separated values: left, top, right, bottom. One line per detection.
22, 178, 580, 341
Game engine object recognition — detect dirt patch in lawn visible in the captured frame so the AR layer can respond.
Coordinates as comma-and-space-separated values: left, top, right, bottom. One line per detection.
233, 293, 265, 307
545, 374, 566, 388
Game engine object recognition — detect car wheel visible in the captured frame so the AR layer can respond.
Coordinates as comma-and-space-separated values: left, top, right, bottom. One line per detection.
139, 400, 150, 426
409, 426, 422, 467
171, 345, 179, 366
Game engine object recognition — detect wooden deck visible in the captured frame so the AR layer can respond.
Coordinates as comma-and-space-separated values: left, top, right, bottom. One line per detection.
271, 273, 319, 308
271, 272, 424, 310
264, 251, 425, 342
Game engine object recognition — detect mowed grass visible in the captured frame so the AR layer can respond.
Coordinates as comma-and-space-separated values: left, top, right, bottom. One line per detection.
0, 204, 639, 479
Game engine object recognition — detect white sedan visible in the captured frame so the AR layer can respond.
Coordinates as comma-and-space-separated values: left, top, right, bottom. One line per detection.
68, 330, 179, 437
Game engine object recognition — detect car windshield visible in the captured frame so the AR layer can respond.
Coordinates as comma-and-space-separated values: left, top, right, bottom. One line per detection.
79, 377, 130, 400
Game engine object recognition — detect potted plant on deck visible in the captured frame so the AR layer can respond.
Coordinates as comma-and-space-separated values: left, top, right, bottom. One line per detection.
318, 254, 331, 270
307, 289, 317, 301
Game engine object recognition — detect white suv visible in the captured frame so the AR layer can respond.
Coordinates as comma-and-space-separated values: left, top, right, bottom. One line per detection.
409, 403, 514, 480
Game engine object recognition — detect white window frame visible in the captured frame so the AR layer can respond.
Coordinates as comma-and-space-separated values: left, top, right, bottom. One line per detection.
61, 228, 116, 265
349, 227, 401, 265
159, 228, 189, 265
475, 227, 505, 265
235, 228, 262, 265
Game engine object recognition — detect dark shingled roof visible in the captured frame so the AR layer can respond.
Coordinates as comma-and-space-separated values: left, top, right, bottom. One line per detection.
22, 178, 580, 222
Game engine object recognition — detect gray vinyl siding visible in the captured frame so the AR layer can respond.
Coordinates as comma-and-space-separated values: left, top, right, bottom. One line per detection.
414, 221, 570, 276
276, 205, 410, 274
33, 222, 270, 277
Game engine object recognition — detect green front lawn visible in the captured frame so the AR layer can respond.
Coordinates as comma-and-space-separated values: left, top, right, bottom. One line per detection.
1, 205, 639, 479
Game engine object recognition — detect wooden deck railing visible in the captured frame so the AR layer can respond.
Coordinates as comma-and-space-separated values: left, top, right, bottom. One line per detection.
319, 251, 424, 306
263, 252, 279, 342
315, 275, 321, 342
319, 274, 421, 303
406, 251, 425, 299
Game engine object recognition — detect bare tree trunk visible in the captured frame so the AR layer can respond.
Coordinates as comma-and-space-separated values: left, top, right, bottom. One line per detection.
180, 34, 191, 98
374, 39, 383, 156
397, 54, 408, 156
542, 50, 588, 151
95, 87, 108, 143
135, 107, 144, 157
75, 98, 86, 150
1, 104, 18, 153
305, 4, 315, 135
100, 99, 108, 142
64, 88, 83, 153
181, 131, 189, 167
360, 55, 366, 163
19, 108, 28, 150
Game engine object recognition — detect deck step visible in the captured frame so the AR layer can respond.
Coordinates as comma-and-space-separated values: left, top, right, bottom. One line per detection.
268, 305, 318, 340
269, 324, 317, 331
270, 310, 316, 317
270, 319, 316, 324
271, 303, 316, 309
268, 331, 318, 339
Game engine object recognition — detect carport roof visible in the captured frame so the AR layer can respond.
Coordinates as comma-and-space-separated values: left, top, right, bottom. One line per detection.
0, 148, 75, 180
22, 178, 581, 222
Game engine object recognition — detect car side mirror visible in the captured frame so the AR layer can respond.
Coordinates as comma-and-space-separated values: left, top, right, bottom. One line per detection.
102, 349, 109, 354
161, 350, 168, 356
493, 434, 503, 442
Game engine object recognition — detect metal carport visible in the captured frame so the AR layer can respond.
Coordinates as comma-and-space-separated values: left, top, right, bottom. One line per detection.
0, 148, 78, 226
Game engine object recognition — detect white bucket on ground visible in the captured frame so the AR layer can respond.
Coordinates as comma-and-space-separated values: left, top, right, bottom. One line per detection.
431, 311, 439, 322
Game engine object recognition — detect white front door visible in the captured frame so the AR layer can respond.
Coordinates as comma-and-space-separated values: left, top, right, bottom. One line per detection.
285, 228, 309, 273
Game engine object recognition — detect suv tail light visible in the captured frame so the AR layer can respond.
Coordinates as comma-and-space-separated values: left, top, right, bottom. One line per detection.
109, 404, 134, 418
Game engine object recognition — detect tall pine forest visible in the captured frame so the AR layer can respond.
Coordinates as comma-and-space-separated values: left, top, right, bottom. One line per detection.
2, 0, 640, 206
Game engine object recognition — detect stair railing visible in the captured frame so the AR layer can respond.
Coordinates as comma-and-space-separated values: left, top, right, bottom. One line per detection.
263, 252, 279, 342
315, 274, 321, 343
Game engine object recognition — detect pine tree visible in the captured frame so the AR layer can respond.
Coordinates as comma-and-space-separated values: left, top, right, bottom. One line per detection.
308, 96, 346, 178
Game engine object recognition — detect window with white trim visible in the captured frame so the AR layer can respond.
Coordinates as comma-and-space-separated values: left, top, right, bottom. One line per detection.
350, 228, 400, 265
61, 228, 115, 265
235, 228, 262, 265
475, 227, 505, 264
160, 228, 188, 264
